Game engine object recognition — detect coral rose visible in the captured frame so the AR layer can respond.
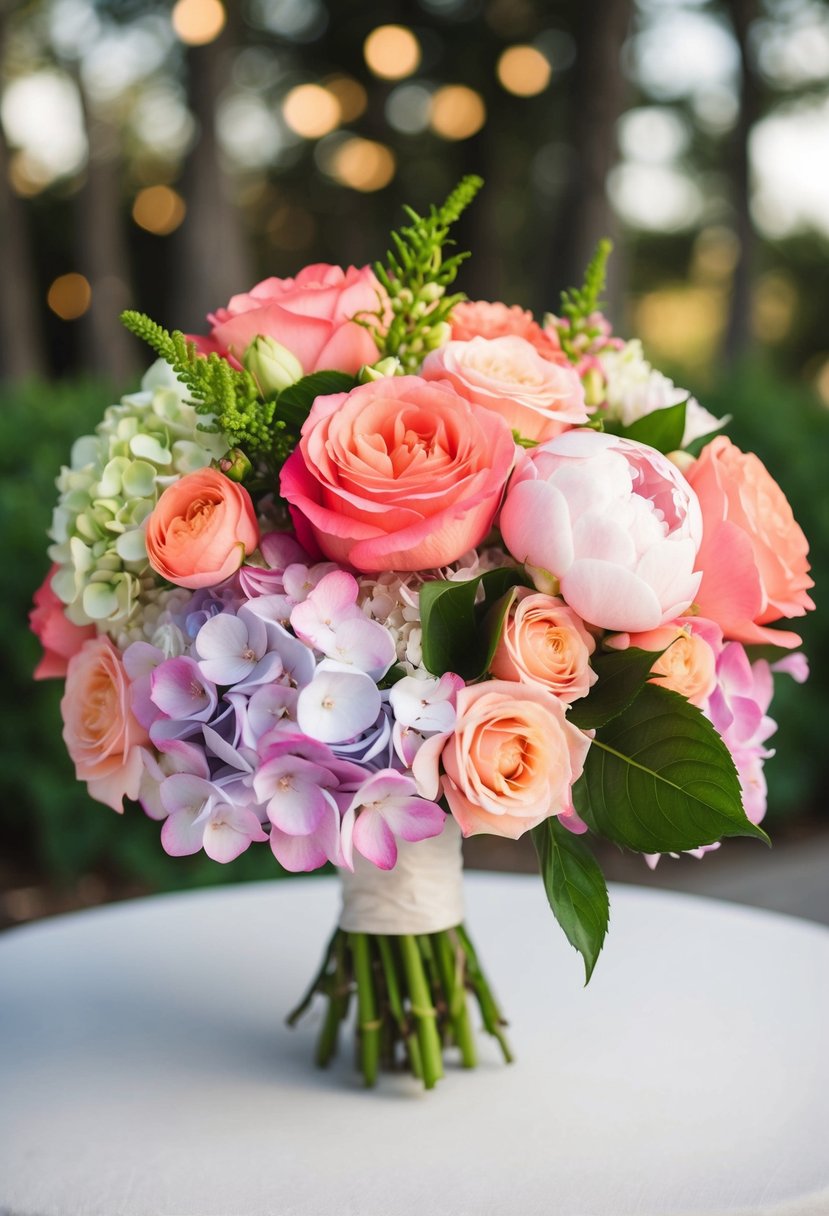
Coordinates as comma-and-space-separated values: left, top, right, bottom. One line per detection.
145, 468, 259, 590
500, 429, 703, 633
413, 680, 591, 840
280, 376, 515, 572
61, 636, 150, 811
490, 588, 597, 704
30, 564, 96, 679
686, 435, 814, 648
450, 300, 568, 364
609, 616, 722, 708
196, 264, 384, 376
422, 336, 590, 443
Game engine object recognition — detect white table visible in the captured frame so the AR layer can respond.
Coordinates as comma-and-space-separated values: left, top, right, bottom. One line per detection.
1, 875, 828, 1216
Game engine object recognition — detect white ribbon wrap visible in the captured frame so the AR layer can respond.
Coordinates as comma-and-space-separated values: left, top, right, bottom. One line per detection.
339, 817, 464, 935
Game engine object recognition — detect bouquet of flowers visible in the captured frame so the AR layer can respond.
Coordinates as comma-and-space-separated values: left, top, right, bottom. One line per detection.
31, 178, 814, 1090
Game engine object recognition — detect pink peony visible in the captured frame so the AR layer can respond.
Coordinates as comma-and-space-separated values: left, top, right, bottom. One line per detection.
500, 430, 703, 633
449, 299, 569, 364
195, 263, 385, 376
61, 636, 150, 812
422, 336, 590, 443
30, 565, 96, 679
280, 375, 516, 572
686, 436, 814, 648
413, 680, 591, 840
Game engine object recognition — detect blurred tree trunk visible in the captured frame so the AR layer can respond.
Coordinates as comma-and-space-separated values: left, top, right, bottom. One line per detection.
724, 0, 761, 363
172, 22, 251, 332
546, 0, 633, 317
0, 15, 45, 381
74, 94, 140, 385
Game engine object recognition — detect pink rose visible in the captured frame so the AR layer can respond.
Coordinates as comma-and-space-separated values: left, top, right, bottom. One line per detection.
145, 468, 260, 590
30, 564, 96, 679
686, 436, 814, 648
422, 336, 590, 443
280, 376, 515, 572
490, 588, 597, 704
196, 263, 385, 376
413, 680, 591, 840
450, 299, 569, 364
500, 430, 703, 632
61, 636, 150, 812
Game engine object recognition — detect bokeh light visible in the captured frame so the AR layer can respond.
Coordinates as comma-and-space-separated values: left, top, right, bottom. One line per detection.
430, 86, 486, 140
363, 25, 421, 80
323, 75, 368, 123
282, 83, 341, 139
132, 185, 187, 235
171, 0, 226, 46
496, 46, 552, 96
330, 138, 396, 191
386, 83, 432, 134
47, 273, 92, 321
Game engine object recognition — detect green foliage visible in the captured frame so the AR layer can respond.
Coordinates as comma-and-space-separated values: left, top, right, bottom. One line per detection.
419, 568, 527, 680
276, 371, 357, 429
608, 399, 688, 453
374, 175, 483, 372
556, 239, 613, 362
568, 646, 669, 730
531, 817, 609, 984
573, 684, 769, 853
120, 311, 276, 453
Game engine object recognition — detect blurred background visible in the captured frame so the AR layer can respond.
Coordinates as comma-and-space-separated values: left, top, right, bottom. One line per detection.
2, 0, 827, 927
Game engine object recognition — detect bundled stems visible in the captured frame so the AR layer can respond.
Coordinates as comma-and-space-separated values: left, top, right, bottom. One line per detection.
288, 924, 511, 1089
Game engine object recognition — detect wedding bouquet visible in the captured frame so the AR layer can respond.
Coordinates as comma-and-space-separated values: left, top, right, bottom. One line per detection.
31, 178, 814, 1089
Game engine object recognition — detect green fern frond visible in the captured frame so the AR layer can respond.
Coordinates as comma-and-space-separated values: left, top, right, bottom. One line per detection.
373, 175, 483, 371
121, 311, 276, 452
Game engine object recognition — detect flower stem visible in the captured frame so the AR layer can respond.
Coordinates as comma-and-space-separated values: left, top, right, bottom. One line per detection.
455, 924, 513, 1063
377, 935, 423, 1080
349, 932, 380, 1087
432, 930, 477, 1068
315, 931, 349, 1068
399, 934, 444, 1089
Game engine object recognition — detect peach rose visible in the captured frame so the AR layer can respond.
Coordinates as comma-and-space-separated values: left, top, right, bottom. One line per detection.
279, 376, 515, 572
490, 589, 597, 703
686, 436, 814, 648
30, 564, 96, 679
61, 636, 150, 811
145, 468, 259, 590
422, 336, 589, 443
450, 300, 569, 364
613, 618, 721, 708
195, 264, 384, 376
413, 680, 591, 839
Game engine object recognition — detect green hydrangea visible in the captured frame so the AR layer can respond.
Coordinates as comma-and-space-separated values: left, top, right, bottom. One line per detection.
48, 360, 228, 628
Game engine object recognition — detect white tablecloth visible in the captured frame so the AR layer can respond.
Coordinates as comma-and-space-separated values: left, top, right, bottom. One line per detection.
1, 874, 827, 1216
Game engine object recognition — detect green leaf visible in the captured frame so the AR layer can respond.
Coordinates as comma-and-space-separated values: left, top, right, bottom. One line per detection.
275, 371, 357, 429
573, 684, 770, 853
568, 646, 667, 730
684, 423, 728, 458
532, 817, 610, 984
419, 568, 527, 679
620, 401, 687, 453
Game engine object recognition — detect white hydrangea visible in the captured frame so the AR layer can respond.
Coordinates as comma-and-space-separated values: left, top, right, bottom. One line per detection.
598, 339, 724, 447
357, 547, 515, 674
48, 360, 228, 629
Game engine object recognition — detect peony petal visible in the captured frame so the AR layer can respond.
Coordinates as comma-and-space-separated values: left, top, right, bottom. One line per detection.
499, 479, 574, 575
561, 559, 663, 632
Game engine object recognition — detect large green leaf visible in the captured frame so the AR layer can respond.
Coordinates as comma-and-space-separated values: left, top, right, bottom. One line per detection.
573, 684, 769, 853
619, 400, 687, 453
275, 371, 357, 428
568, 646, 667, 730
419, 568, 527, 679
531, 817, 609, 984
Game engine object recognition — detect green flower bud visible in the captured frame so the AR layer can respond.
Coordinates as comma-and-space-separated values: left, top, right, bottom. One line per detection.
358, 357, 402, 384
581, 367, 606, 408
214, 448, 253, 483
243, 335, 303, 398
